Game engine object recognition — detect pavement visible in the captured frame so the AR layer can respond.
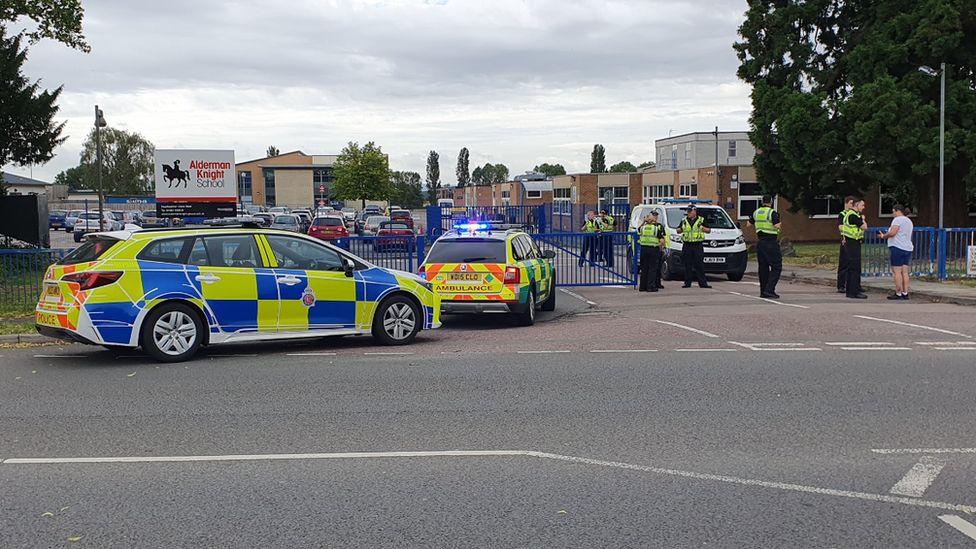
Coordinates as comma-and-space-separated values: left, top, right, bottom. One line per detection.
4, 277, 976, 547
776, 263, 976, 306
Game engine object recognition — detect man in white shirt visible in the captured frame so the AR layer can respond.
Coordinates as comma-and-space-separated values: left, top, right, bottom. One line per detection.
879, 204, 914, 300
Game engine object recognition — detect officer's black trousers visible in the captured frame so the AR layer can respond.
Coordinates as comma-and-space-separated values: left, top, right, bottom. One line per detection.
682, 242, 708, 287
756, 238, 782, 295
837, 242, 849, 291
845, 238, 863, 297
639, 245, 661, 291
579, 235, 597, 266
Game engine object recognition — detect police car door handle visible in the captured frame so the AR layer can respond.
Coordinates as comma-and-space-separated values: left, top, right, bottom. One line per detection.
276, 276, 301, 286
194, 273, 220, 284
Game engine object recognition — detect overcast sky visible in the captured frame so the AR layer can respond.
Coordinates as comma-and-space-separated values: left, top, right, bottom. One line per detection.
9, 0, 752, 184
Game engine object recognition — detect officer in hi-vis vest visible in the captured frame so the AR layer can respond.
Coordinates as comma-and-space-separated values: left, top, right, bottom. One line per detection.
676, 205, 712, 288
637, 211, 666, 292
841, 199, 869, 299
748, 196, 782, 298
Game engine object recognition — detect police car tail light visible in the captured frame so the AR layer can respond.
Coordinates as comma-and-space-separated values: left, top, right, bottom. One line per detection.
504, 267, 520, 284
62, 271, 123, 291
417, 265, 426, 276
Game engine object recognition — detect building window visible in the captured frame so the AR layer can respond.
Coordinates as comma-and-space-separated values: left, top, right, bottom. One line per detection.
737, 181, 762, 220
684, 143, 692, 161
671, 145, 678, 170
553, 188, 571, 200
526, 190, 542, 199
598, 186, 628, 208
501, 190, 510, 198
808, 196, 843, 218
312, 168, 332, 200
238, 171, 252, 203
679, 182, 698, 198
642, 184, 673, 204
728, 140, 737, 157
262, 168, 276, 206
878, 183, 915, 217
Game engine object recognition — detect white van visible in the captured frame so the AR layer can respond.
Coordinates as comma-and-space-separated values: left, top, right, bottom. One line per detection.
627, 201, 747, 281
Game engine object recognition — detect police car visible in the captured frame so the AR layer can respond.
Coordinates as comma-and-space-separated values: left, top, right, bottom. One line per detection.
35, 227, 441, 362
419, 223, 556, 326
626, 200, 748, 281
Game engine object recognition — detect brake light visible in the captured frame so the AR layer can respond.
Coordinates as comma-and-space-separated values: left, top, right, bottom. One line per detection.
504, 266, 520, 284
62, 271, 123, 291
417, 265, 426, 276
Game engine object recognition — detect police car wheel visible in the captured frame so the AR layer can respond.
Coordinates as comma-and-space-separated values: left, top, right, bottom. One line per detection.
372, 295, 420, 345
517, 291, 536, 326
141, 303, 203, 363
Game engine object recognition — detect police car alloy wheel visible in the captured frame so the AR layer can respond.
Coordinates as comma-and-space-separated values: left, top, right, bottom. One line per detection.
373, 295, 420, 345
141, 303, 203, 363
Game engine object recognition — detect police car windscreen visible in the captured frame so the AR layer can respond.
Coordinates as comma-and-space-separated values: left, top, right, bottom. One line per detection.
60, 237, 120, 265
665, 207, 735, 229
425, 240, 507, 264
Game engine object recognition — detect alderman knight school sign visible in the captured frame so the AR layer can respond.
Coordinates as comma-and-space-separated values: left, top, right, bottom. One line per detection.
154, 149, 236, 218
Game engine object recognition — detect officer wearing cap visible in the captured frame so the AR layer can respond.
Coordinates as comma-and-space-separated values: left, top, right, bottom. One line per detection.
748, 196, 782, 298
677, 205, 712, 288
637, 211, 666, 292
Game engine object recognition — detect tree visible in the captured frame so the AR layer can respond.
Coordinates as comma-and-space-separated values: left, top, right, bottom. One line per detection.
533, 163, 566, 177
491, 163, 509, 183
54, 165, 84, 191
425, 150, 441, 204
590, 144, 607, 173
471, 165, 484, 185
637, 161, 656, 171
390, 171, 424, 209
0, 28, 66, 191
1, 0, 89, 52
330, 141, 391, 209
609, 161, 637, 173
266, 145, 280, 157
735, 0, 976, 226
78, 127, 155, 195
456, 147, 470, 187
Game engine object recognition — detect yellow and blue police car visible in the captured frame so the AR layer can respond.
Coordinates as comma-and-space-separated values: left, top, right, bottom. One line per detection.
35, 227, 441, 362
418, 223, 556, 326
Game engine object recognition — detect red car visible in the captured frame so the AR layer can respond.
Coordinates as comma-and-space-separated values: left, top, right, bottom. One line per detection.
373, 221, 415, 252
308, 216, 349, 248
388, 209, 414, 229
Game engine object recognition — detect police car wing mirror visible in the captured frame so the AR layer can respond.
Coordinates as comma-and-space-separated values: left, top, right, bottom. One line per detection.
343, 258, 355, 277
542, 249, 556, 259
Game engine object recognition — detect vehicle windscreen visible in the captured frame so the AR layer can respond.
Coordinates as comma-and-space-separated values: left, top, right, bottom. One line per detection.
425, 239, 507, 264
275, 215, 298, 224
59, 237, 120, 265
79, 212, 101, 220
366, 216, 389, 227
51, 211, 66, 216
380, 223, 410, 230
313, 217, 343, 226
665, 207, 736, 230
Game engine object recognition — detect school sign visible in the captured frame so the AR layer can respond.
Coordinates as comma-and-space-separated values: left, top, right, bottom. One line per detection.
154, 149, 236, 218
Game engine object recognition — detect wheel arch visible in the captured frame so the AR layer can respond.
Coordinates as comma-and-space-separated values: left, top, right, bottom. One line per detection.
139, 298, 211, 346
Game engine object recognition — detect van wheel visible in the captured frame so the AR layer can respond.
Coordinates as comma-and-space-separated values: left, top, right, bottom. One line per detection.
541, 277, 556, 311
661, 255, 677, 281
140, 303, 203, 363
727, 271, 745, 282
372, 295, 420, 345
517, 291, 536, 326
625, 247, 634, 275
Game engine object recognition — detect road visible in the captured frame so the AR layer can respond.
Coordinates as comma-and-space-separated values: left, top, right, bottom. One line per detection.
3, 277, 976, 547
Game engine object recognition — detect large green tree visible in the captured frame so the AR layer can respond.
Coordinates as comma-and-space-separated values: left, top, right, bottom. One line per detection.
390, 170, 424, 209
78, 127, 155, 195
609, 160, 637, 173
471, 162, 509, 184
590, 144, 607, 173
533, 163, 566, 177
735, 0, 976, 225
1, 0, 89, 52
425, 150, 441, 205
456, 147, 470, 187
0, 28, 66, 190
637, 160, 656, 171
54, 165, 84, 191
331, 141, 391, 209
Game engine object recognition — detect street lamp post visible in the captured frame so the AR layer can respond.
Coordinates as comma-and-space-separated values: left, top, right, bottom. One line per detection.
94, 105, 108, 228
918, 64, 945, 228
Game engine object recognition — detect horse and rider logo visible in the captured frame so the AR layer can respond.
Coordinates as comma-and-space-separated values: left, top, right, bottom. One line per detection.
162, 159, 191, 188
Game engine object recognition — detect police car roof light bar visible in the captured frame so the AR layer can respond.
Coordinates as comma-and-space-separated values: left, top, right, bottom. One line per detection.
657, 198, 714, 204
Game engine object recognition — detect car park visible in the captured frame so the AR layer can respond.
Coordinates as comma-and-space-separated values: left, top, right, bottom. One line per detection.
49, 210, 67, 230
388, 209, 415, 229
35, 228, 441, 362
374, 221, 415, 252
73, 212, 122, 242
270, 214, 302, 233
269, 206, 291, 215
308, 215, 349, 247
362, 215, 390, 237
294, 211, 313, 232
140, 210, 169, 229
419, 223, 556, 326
340, 207, 356, 224
65, 210, 84, 232
626, 200, 747, 281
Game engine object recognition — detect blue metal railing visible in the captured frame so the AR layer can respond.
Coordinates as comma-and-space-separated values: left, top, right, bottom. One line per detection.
861, 227, 975, 279
0, 248, 71, 313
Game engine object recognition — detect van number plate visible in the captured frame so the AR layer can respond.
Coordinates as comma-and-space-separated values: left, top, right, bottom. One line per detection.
703, 257, 726, 263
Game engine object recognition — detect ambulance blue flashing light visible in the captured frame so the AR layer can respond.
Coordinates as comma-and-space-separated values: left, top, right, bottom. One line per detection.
454, 223, 490, 231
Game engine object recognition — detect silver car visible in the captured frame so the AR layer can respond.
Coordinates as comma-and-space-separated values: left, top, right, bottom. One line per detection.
362, 215, 390, 236
270, 214, 302, 232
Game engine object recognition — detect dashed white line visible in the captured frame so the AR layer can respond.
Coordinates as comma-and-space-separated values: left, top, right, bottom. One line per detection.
286, 352, 338, 357
649, 320, 719, 338
559, 288, 596, 306
839, 347, 912, 351
825, 342, 894, 346
726, 291, 810, 309
1, 450, 526, 465
516, 350, 571, 355
589, 349, 658, 354
209, 354, 258, 358
32, 355, 86, 358
674, 348, 737, 352
854, 315, 973, 339
939, 515, 976, 542
729, 342, 821, 351
363, 352, 415, 356
729, 281, 762, 286
915, 341, 972, 346
888, 455, 947, 497
872, 448, 976, 455
934, 347, 976, 351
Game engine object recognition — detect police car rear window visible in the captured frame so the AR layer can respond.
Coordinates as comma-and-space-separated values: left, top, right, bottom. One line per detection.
59, 237, 120, 265
425, 240, 507, 264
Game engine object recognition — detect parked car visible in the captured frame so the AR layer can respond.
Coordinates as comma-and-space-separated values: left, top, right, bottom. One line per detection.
73, 212, 122, 242
308, 215, 349, 248
362, 215, 390, 237
269, 206, 291, 215
49, 210, 67, 231
341, 207, 357, 223
252, 212, 275, 227
65, 210, 84, 232
270, 214, 302, 232
245, 205, 267, 215
295, 211, 313, 232
140, 210, 169, 229
374, 221, 415, 252
389, 209, 415, 229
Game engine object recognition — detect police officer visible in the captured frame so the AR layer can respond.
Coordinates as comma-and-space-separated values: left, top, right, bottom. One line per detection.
637, 211, 666, 292
841, 199, 868, 299
579, 210, 600, 267
748, 197, 782, 298
600, 208, 615, 267
836, 196, 856, 293
677, 205, 711, 288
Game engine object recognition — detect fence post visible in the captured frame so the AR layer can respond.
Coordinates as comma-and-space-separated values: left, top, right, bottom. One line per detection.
938, 228, 948, 281
537, 205, 547, 234
425, 206, 442, 238
416, 235, 425, 272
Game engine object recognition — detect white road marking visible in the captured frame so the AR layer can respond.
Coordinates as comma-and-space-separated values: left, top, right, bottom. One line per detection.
726, 291, 810, 309
872, 448, 976, 455
209, 354, 258, 357
589, 349, 658, 353
286, 352, 337, 357
576, 312, 612, 317
934, 347, 976, 351
854, 315, 973, 339
559, 288, 596, 306
363, 352, 414, 356
516, 350, 571, 354
5, 449, 975, 514
939, 515, 976, 542
888, 455, 948, 497
650, 320, 719, 338
839, 347, 912, 351
32, 355, 86, 358
674, 348, 737, 352
728, 342, 821, 351
825, 342, 894, 346
915, 341, 972, 346
730, 281, 762, 286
